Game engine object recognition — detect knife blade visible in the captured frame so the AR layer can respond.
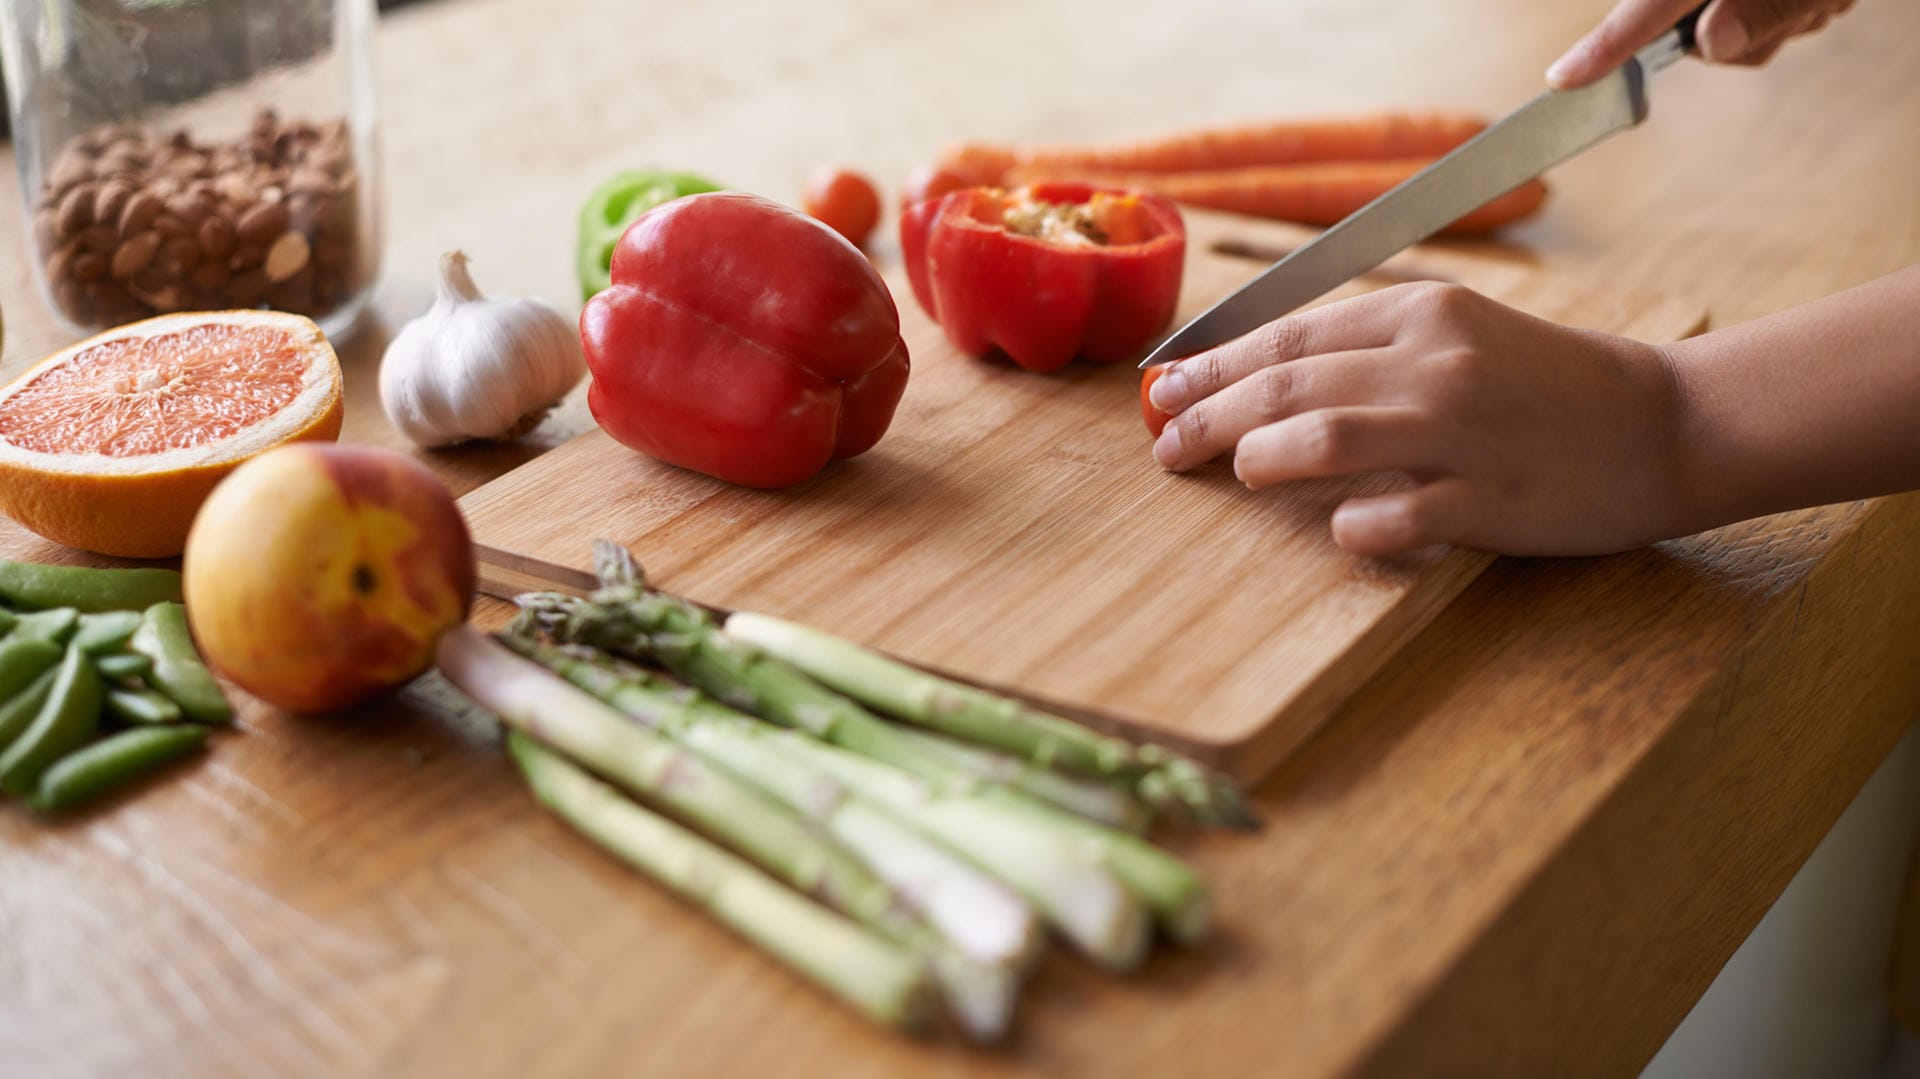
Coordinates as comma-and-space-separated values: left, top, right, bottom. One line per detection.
1139, 16, 1700, 369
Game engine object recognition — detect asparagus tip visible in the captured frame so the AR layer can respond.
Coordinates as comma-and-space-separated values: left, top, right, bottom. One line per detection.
591, 539, 646, 590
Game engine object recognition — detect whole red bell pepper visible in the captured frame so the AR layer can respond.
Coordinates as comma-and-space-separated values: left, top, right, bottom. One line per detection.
900, 182, 1185, 373
581, 191, 911, 488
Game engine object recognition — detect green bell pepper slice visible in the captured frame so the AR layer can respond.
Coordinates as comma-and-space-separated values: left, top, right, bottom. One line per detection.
577, 170, 725, 301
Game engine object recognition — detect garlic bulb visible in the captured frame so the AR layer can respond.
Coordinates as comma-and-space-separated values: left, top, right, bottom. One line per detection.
380, 251, 586, 448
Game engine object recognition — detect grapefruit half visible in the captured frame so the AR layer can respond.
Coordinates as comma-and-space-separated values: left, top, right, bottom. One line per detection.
0, 311, 343, 558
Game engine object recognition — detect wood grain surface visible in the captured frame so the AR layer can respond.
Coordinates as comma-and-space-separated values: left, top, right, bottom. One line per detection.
1, 0, 1917, 1077
461, 210, 1704, 781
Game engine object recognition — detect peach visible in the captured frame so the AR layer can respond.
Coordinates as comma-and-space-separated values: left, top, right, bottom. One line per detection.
182, 443, 475, 713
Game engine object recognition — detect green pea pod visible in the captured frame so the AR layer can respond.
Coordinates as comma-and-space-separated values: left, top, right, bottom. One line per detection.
95, 652, 153, 681
129, 602, 231, 725
0, 667, 59, 752
73, 610, 144, 654
11, 607, 78, 644
0, 645, 103, 796
29, 724, 208, 813
105, 686, 184, 726
0, 636, 62, 702
0, 608, 16, 638
578, 170, 724, 300
0, 560, 182, 613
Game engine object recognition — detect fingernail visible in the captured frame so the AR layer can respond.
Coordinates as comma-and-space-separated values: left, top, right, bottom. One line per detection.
1544, 41, 1590, 89
1700, 17, 1748, 62
1153, 424, 1182, 469
1544, 54, 1577, 88
1149, 366, 1187, 411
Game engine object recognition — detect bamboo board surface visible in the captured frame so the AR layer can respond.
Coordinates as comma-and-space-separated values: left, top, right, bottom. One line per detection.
461, 209, 1705, 781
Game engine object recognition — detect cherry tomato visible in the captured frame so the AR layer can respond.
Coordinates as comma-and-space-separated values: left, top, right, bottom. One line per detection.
1141, 365, 1175, 438
900, 163, 973, 211
803, 167, 882, 248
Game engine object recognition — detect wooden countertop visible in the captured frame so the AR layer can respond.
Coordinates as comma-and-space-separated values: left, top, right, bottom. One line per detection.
4, 1, 1918, 1075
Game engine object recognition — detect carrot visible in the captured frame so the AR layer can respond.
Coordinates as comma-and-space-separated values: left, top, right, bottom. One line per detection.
941, 111, 1487, 178
1003, 159, 1547, 234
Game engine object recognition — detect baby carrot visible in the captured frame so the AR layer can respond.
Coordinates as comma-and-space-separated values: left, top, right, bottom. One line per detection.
942, 111, 1489, 180
1005, 159, 1548, 234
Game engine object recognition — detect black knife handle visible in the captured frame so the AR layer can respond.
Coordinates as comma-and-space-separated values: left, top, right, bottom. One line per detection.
1674, 3, 1708, 52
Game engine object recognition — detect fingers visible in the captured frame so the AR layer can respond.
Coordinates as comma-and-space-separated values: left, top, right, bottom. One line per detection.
1546, 0, 1706, 89
1550, 0, 1849, 88
1233, 407, 1450, 490
1330, 479, 1479, 557
1699, 0, 1842, 63
1147, 286, 1412, 415
1153, 348, 1396, 471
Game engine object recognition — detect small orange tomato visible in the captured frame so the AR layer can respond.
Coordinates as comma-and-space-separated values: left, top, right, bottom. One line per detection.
803, 167, 882, 248
1141, 365, 1175, 438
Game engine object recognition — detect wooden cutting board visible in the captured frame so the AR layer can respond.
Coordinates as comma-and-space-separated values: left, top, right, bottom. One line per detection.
460, 209, 1705, 782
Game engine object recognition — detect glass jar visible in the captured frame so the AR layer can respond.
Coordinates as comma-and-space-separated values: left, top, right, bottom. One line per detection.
0, 0, 380, 338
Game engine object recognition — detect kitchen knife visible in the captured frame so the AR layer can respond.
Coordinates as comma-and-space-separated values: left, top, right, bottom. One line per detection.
1139, 9, 1703, 369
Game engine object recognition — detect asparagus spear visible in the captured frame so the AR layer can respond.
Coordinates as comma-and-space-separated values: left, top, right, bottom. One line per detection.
641, 670, 1212, 949
519, 581, 1212, 943
524, 589, 1143, 828
435, 626, 911, 945
888, 722, 1149, 832
511, 637, 1040, 970
763, 727, 1153, 972
506, 615, 1150, 969
722, 610, 1255, 829
519, 589, 964, 782
508, 732, 934, 1031
507, 638, 1032, 1040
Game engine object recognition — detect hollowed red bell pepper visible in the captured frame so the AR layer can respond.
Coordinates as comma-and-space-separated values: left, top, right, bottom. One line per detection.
900, 182, 1186, 373
580, 191, 911, 489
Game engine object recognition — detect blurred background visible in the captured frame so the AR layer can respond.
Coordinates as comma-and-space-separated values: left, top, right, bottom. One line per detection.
0, 0, 417, 137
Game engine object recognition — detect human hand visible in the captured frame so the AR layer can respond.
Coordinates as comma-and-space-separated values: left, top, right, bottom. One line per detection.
1146, 283, 1691, 557
1546, 0, 1855, 89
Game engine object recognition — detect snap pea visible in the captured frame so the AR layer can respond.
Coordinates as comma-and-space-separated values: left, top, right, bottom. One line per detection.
0, 645, 103, 796
29, 724, 207, 813
0, 559, 183, 613
129, 602, 231, 724
10, 607, 78, 644
105, 686, 184, 726
0, 608, 16, 638
94, 652, 153, 681
0, 636, 61, 702
0, 668, 59, 752
73, 610, 143, 654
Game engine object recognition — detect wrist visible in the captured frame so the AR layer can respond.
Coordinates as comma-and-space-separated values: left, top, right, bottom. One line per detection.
1654, 335, 1749, 538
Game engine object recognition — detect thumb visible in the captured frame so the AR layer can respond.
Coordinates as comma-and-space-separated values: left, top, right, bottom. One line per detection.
1547, 0, 1707, 89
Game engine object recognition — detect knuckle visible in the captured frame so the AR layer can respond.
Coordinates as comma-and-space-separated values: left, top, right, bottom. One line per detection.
1189, 351, 1227, 394
1297, 410, 1354, 467
1179, 405, 1211, 450
1422, 345, 1485, 386
1369, 496, 1431, 547
1257, 315, 1313, 362
1253, 363, 1298, 421
1387, 499, 1429, 542
1401, 280, 1475, 318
